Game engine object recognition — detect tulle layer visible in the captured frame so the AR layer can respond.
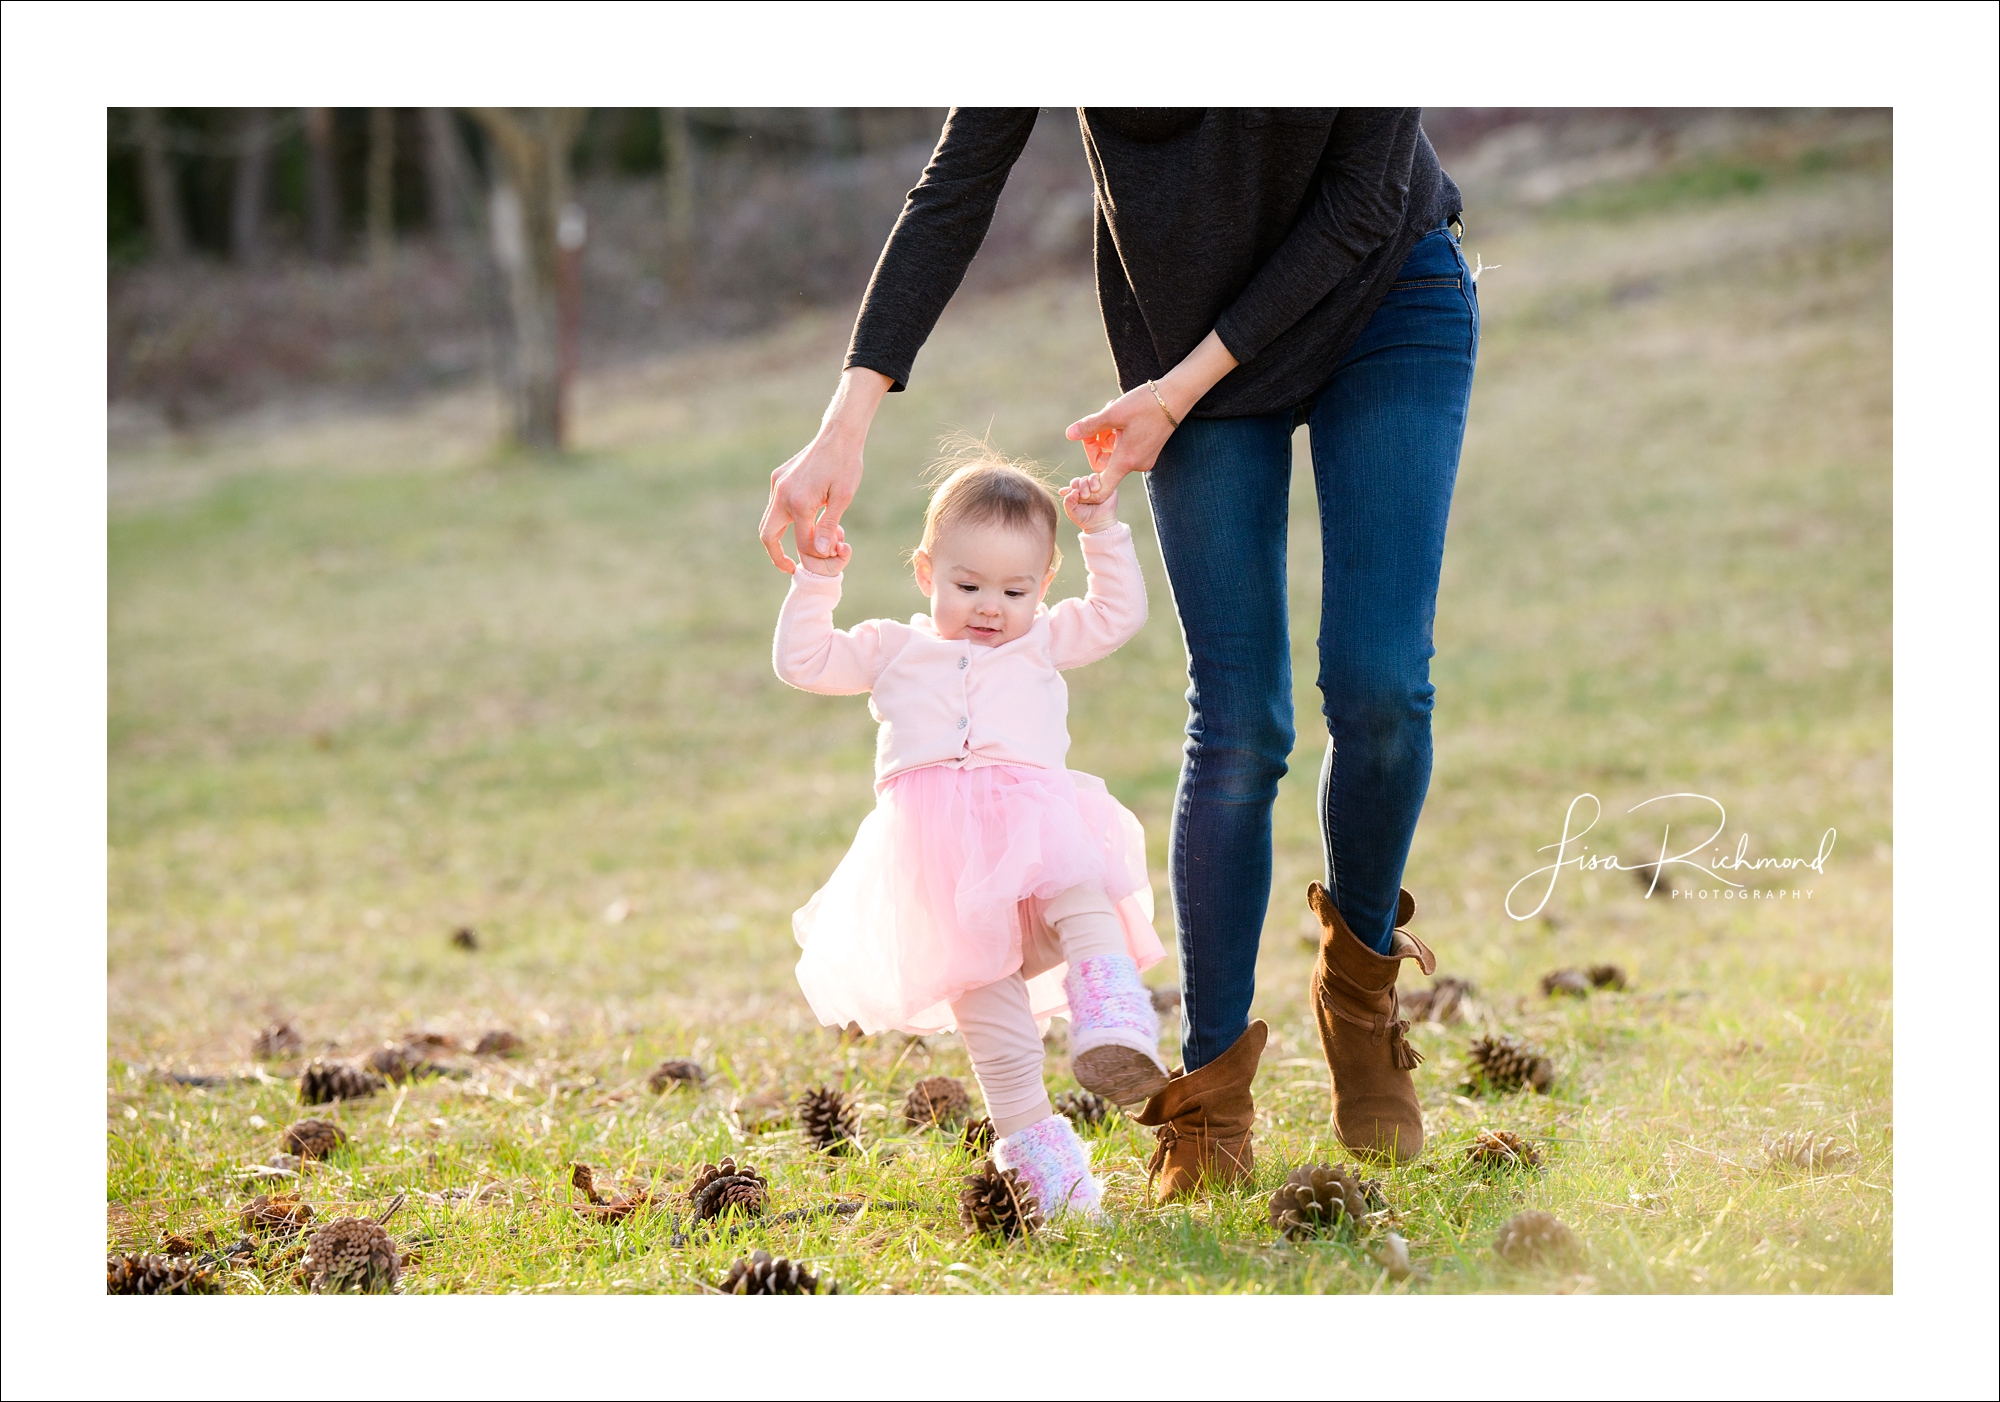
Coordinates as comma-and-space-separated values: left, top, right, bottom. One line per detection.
794, 763, 1162, 1035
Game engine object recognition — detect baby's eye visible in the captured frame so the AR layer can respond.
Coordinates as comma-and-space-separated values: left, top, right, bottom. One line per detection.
1004, 589, 1025, 598
957, 583, 979, 593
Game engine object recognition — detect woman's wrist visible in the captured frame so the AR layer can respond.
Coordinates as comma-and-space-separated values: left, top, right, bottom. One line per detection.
821, 367, 892, 440
1156, 330, 1240, 421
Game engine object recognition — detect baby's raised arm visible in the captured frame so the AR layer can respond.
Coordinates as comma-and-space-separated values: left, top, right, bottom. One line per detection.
773, 569, 891, 695
1046, 519, 1148, 670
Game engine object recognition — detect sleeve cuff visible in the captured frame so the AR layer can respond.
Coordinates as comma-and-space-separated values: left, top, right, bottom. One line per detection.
843, 349, 910, 394
1211, 312, 1260, 370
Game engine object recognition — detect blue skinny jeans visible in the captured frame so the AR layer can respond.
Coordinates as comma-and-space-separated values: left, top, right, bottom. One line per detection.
1144, 224, 1479, 1070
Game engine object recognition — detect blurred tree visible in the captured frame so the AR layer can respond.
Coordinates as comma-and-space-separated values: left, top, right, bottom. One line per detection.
471, 107, 586, 449
230, 108, 273, 267
367, 107, 397, 268
421, 107, 475, 242
133, 108, 187, 261
660, 107, 696, 294
302, 107, 340, 261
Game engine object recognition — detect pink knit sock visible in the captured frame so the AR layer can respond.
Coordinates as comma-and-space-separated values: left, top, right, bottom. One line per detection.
1064, 954, 1166, 1070
992, 1113, 1103, 1220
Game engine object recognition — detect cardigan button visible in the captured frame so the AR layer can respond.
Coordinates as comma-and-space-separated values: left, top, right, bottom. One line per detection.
957, 717, 968, 729
958, 656, 968, 669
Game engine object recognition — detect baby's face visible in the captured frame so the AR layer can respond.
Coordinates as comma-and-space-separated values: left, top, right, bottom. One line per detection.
914, 522, 1055, 647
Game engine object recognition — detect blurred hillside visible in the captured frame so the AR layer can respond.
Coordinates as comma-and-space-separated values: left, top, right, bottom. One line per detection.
107, 107, 1887, 434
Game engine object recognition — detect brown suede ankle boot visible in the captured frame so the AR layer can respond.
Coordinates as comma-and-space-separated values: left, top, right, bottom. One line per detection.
1132, 1019, 1267, 1202
1308, 882, 1436, 1163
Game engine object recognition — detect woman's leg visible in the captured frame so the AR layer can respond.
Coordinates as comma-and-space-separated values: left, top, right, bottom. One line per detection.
1308, 225, 1480, 952
1143, 413, 1296, 1070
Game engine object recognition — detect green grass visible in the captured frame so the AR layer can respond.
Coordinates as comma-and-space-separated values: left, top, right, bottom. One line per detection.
108, 164, 1892, 1293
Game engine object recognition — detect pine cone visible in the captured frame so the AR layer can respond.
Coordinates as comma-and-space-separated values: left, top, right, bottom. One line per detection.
1054, 1090, 1112, 1131
302, 1217, 402, 1293
1587, 963, 1628, 991
404, 1031, 458, 1052
1493, 1210, 1581, 1266
1465, 1129, 1544, 1170
647, 1058, 707, 1094
1762, 1130, 1854, 1172
159, 1232, 199, 1256
279, 1117, 347, 1160
1465, 1034, 1556, 1095
1540, 968, 1592, 998
720, 1248, 824, 1295
297, 1058, 384, 1105
901, 1075, 971, 1129
960, 1116, 996, 1155
958, 1157, 1041, 1240
1266, 1163, 1382, 1241
797, 1085, 858, 1154
1404, 975, 1474, 1024
1149, 985, 1182, 1014
686, 1158, 771, 1223
240, 1192, 315, 1238
367, 1042, 443, 1084
250, 1021, 304, 1059
473, 1029, 522, 1056
451, 926, 479, 949
107, 1252, 221, 1294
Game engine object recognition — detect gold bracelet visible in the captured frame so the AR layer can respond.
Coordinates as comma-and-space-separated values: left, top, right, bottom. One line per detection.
1146, 379, 1181, 429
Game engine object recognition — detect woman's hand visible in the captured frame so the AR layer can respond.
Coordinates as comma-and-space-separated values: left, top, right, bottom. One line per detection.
760, 368, 892, 573
1065, 330, 1240, 503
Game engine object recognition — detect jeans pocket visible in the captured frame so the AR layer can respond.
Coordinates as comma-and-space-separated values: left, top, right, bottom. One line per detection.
1389, 226, 1464, 289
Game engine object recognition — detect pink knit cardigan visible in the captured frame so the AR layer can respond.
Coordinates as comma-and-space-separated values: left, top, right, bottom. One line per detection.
772, 523, 1147, 785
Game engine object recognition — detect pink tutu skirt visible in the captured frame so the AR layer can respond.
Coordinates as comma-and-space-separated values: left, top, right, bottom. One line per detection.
794, 763, 1164, 1035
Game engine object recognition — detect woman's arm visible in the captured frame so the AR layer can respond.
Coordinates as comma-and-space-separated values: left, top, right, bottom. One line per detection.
759, 108, 1039, 574
1064, 331, 1239, 503
759, 367, 890, 573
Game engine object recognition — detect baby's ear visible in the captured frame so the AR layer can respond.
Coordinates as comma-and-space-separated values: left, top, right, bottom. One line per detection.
912, 548, 934, 597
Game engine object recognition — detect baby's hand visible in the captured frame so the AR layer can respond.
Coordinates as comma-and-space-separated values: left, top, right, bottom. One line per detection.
797, 528, 851, 576
1062, 477, 1119, 533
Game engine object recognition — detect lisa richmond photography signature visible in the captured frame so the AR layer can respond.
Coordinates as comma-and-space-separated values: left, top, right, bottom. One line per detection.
1505, 792, 1837, 921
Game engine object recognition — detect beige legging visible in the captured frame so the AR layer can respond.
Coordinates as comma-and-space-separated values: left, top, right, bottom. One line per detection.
949, 884, 1129, 1137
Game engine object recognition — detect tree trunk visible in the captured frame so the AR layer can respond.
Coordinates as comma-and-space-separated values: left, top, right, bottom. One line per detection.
660, 107, 696, 295
302, 107, 340, 262
367, 107, 397, 268
471, 107, 586, 451
230, 107, 273, 267
420, 107, 474, 243
132, 107, 186, 262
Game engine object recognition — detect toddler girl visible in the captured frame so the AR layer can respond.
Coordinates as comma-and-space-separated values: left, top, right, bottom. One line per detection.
772, 446, 1167, 1219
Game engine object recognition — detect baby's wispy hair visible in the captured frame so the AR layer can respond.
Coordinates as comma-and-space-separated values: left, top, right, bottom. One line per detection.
914, 432, 1063, 574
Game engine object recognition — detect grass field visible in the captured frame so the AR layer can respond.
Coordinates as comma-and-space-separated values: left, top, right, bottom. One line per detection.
107, 150, 1892, 1294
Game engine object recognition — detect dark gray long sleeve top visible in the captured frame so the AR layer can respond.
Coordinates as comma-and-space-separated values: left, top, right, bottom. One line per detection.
844, 108, 1462, 419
